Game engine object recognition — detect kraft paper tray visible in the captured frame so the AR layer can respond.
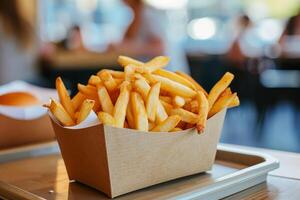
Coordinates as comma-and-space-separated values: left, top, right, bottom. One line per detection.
0, 142, 279, 200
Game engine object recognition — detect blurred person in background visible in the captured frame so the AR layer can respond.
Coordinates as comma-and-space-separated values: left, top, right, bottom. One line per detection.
40, 25, 86, 62
226, 14, 252, 70
279, 11, 300, 57
108, 0, 164, 58
56, 25, 86, 52
0, 0, 37, 85
110, 0, 190, 73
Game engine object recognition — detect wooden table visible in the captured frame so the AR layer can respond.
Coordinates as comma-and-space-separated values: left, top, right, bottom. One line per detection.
0, 143, 299, 200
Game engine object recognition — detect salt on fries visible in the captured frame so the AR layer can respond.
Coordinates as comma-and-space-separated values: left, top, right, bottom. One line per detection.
47, 55, 239, 133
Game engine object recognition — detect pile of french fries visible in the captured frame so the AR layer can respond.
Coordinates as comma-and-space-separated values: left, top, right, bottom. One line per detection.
46, 55, 239, 133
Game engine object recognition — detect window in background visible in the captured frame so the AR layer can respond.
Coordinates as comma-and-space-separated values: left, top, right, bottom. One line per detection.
38, 0, 132, 52
185, 0, 300, 55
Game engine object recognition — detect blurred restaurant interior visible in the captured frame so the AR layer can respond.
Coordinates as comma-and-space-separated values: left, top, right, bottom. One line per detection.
1, 0, 300, 152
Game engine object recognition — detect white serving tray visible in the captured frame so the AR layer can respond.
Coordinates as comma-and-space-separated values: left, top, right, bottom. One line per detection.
0, 142, 279, 200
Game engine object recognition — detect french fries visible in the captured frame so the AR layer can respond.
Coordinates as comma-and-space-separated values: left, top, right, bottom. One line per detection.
124, 65, 136, 81
160, 96, 172, 104
173, 96, 185, 108
195, 91, 209, 133
98, 70, 118, 93
98, 112, 115, 126
88, 75, 102, 86
147, 74, 197, 98
146, 82, 160, 122
229, 95, 240, 108
113, 81, 130, 128
48, 55, 239, 133
118, 55, 169, 73
154, 69, 196, 90
208, 92, 237, 118
76, 99, 95, 124
175, 71, 208, 96
49, 98, 75, 126
170, 108, 199, 124
56, 77, 75, 118
71, 92, 86, 111
171, 127, 182, 132
144, 56, 170, 72
98, 69, 124, 79
155, 101, 168, 123
97, 85, 114, 115
77, 84, 98, 99
151, 115, 181, 132
208, 72, 234, 109
134, 78, 150, 101
131, 92, 148, 131
118, 55, 144, 67
126, 102, 135, 129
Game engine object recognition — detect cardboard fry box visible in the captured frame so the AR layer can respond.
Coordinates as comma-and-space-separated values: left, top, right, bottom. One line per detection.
0, 81, 56, 149
50, 109, 226, 198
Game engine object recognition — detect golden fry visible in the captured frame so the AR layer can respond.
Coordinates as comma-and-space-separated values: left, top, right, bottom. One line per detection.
159, 96, 172, 104
144, 56, 169, 72
76, 99, 95, 124
175, 71, 208, 96
151, 115, 181, 132
98, 112, 115, 126
118, 55, 144, 67
219, 87, 239, 108
71, 92, 86, 111
77, 84, 97, 98
78, 93, 101, 112
131, 92, 148, 131
208, 72, 234, 109
195, 91, 209, 133
184, 100, 198, 113
49, 99, 75, 126
118, 55, 168, 73
220, 87, 232, 97
97, 85, 114, 115
115, 78, 124, 85
113, 81, 130, 128
229, 95, 240, 108
156, 101, 168, 123
146, 82, 161, 122
133, 78, 151, 101
160, 100, 173, 115
154, 69, 196, 90
88, 75, 102, 86
170, 108, 199, 124
171, 127, 182, 132
133, 73, 146, 80
126, 101, 135, 129
208, 92, 237, 118
105, 70, 124, 79
148, 74, 196, 98
172, 96, 185, 108
98, 70, 118, 92
56, 77, 75, 117
124, 65, 136, 81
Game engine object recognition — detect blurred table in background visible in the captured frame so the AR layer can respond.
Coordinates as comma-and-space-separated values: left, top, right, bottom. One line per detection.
40, 51, 121, 95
